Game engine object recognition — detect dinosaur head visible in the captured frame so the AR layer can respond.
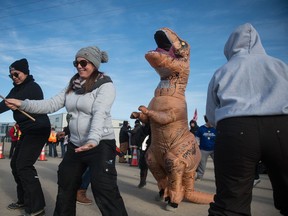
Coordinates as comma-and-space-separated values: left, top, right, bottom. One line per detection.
145, 27, 190, 80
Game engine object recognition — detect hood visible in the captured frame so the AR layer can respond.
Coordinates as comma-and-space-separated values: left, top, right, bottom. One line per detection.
224, 23, 266, 60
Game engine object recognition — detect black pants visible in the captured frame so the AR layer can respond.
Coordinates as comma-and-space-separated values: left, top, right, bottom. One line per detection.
208, 116, 288, 216
10, 129, 50, 214
9, 140, 17, 158
138, 150, 148, 170
53, 139, 128, 216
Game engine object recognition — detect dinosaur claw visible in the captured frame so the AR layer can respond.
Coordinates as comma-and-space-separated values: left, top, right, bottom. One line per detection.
130, 112, 140, 119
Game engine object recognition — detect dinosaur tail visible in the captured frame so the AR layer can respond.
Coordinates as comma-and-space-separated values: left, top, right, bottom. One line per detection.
185, 190, 214, 204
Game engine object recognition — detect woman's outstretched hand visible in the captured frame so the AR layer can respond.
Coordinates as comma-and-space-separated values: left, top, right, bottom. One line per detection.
75, 143, 97, 153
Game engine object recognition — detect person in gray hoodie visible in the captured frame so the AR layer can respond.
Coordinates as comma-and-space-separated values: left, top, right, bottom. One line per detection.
5, 46, 128, 216
206, 23, 288, 216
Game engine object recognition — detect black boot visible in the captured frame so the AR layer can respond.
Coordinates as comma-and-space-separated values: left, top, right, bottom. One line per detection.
138, 169, 148, 188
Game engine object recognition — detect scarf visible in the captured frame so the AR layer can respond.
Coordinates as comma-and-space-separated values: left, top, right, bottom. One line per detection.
72, 73, 112, 94
72, 78, 86, 91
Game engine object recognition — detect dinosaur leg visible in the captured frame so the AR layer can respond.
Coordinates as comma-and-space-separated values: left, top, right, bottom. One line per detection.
164, 152, 186, 210
146, 149, 168, 201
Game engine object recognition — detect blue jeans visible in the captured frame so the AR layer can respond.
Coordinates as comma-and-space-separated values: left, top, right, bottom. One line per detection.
60, 141, 67, 158
48, 142, 58, 157
80, 168, 91, 190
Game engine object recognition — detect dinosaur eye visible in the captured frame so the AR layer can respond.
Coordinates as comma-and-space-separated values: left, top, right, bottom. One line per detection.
181, 41, 186, 46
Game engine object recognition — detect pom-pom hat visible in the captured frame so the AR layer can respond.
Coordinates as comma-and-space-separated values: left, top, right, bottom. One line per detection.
75, 46, 108, 69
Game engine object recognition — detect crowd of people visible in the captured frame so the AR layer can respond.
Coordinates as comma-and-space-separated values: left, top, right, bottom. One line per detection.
1, 23, 287, 216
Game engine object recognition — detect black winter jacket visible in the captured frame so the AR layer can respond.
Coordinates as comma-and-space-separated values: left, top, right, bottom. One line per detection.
119, 125, 130, 143
0, 75, 50, 134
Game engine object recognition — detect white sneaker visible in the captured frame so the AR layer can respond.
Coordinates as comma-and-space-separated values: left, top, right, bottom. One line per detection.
195, 172, 203, 181
253, 179, 261, 187
19, 209, 45, 216
165, 204, 177, 212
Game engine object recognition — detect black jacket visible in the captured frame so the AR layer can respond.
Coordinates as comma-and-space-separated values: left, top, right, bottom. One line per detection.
119, 125, 130, 143
135, 124, 151, 149
0, 75, 50, 134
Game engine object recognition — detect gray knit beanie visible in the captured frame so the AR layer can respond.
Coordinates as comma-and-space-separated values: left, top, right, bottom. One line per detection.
75, 46, 108, 69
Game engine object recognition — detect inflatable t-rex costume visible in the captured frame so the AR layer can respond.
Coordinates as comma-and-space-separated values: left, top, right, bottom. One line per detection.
131, 28, 214, 210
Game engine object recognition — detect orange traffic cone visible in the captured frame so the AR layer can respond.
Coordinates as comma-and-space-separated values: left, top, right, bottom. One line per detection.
0, 143, 5, 159
130, 146, 138, 167
38, 145, 47, 161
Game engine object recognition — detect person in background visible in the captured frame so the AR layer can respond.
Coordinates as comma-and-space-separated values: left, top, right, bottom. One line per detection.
62, 113, 71, 157
57, 131, 65, 158
206, 23, 288, 216
57, 114, 72, 158
0, 58, 50, 216
118, 120, 131, 163
8, 123, 20, 159
136, 123, 151, 188
5, 46, 128, 216
128, 120, 142, 165
76, 168, 93, 205
195, 115, 216, 181
189, 119, 199, 136
47, 127, 58, 157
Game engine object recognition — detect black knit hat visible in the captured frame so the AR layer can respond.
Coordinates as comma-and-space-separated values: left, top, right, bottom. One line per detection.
9, 58, 30, 75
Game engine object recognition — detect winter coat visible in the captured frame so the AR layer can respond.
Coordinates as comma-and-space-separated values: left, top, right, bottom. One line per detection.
0, 75, 50, 134
20, 75, 115, 147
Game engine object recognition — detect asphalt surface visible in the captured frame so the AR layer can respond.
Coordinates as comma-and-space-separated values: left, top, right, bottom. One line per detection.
0, 143, 281, 216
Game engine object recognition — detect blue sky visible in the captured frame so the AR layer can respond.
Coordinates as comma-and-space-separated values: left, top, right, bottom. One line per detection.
0, 0, 287, 126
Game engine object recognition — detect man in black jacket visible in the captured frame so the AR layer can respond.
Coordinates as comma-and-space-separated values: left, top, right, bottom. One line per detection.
118, 120, 131, 163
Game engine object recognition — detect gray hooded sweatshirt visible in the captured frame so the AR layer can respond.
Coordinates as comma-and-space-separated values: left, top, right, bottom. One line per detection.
206, 23, 288, 126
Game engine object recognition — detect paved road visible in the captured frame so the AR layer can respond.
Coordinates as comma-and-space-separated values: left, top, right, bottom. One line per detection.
0, 145, 281, 216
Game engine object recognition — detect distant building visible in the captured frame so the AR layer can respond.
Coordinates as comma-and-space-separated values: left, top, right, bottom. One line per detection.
48, 113, 69, 132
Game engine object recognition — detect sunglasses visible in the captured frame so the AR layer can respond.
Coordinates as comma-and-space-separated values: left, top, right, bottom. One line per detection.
9, 73, 20, 79
73, 60, 90, 68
